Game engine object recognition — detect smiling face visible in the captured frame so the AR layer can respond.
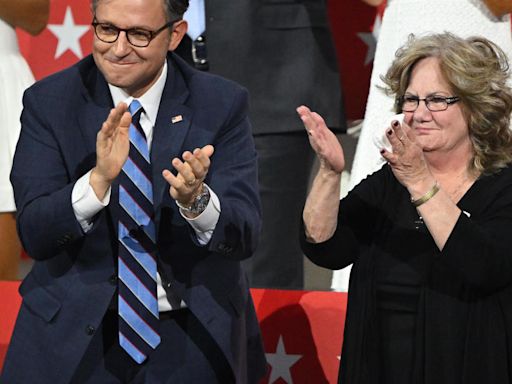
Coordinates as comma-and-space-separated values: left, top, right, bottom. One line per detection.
92, 0, 186, 98
403, 57, 472, 158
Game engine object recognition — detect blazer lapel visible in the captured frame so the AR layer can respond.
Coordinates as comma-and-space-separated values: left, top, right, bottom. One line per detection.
152, 56, 193, 212
75, 60, 119, 217
77, 61, 113, 156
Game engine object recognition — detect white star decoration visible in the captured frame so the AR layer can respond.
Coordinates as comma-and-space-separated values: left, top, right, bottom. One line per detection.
356, 14, 382, 66
373, 14, 383, 41
48, 6, 90, 59
265, 336, 302, 384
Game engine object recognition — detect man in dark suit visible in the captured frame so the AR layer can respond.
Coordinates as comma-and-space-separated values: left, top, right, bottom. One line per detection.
0, 0, 266, 382
176, 0, 346, 289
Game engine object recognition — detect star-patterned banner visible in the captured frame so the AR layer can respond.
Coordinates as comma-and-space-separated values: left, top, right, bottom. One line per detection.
252, 289, 347, 383
16, 0, 379, 120
1, 282, 348, 383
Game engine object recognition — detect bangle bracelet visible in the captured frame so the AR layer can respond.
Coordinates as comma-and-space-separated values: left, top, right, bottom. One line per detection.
411, 182, 439, 207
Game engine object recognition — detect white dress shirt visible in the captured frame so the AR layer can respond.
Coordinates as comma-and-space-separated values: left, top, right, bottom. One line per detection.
71, 61, 221, 311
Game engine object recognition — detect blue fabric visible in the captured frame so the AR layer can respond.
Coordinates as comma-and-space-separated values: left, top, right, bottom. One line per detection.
183, 0, 205, 40
118, 100, 160, 363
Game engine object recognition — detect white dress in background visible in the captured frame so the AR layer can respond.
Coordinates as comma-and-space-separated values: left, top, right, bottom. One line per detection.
0, 19, 35, 212
332, 0, 512, 291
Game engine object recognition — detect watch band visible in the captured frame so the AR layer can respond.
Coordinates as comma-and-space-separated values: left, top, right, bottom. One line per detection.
176, 184, 210, 214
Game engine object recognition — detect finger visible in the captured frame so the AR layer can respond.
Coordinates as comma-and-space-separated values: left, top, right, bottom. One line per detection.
101, 108, 119, 136
172, 157, 196, 185
199, 144, 215, 158
118, 111, 132, 132
380, 148, 399, 166
194, 145, 214, 167
391, 120, 408, 143
162, 169, 181, 200
297, 105, 316, 134
192, 145, 214, 172
162, 167, 189, 192
386, 128, 404, 153
296, 105, 312, 119
192, 149, 210, 170
184, 151, 205, 179
109, 103, 129, 127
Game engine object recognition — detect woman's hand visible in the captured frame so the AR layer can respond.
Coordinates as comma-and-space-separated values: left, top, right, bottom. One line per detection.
298, 105, 344, 242
297, 105, 345, 174
379, 118, 432, 189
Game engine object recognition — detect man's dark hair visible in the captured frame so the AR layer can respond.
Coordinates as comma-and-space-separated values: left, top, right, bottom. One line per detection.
91, 0, 189, 21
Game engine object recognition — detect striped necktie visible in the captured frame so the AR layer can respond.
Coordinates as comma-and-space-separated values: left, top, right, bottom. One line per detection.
117, 100, 160, 363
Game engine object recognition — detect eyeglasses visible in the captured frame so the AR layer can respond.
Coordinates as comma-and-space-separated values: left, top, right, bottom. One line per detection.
399, 95, 460, 112
91, 19, 177, 48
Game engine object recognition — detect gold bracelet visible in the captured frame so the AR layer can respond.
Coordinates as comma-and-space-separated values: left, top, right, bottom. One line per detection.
411, 182, 439, 207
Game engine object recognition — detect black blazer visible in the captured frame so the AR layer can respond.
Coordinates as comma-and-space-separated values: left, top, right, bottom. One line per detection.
177, 0, 345, 134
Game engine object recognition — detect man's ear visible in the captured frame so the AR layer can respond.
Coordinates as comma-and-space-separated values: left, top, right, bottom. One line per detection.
169, 20, 188, 51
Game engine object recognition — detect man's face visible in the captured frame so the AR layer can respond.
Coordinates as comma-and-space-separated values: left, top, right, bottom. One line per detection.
92, 0, 177, 97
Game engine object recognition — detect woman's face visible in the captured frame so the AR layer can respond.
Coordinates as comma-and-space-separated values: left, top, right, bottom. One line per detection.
403, 57, 472, 156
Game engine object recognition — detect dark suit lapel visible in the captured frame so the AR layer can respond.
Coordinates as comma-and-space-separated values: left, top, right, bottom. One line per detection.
152, 56, 193, 211
76, 60, 113, 156
75, 59, 119, 216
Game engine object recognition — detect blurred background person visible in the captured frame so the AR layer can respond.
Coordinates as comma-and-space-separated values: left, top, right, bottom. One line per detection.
0, 0, 49, 280
175, 0, 346, 289
300, 33, 512, 383
332, 0, 512, 291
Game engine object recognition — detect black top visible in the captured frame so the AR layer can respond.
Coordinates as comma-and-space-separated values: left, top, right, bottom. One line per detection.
301, 164, 512, 384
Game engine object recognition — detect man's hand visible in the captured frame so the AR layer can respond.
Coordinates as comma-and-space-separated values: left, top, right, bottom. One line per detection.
90, 102, 132, 200
162, 145, 215, 210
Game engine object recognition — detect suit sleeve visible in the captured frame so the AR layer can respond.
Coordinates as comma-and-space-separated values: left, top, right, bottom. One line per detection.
10, 87, 85, 260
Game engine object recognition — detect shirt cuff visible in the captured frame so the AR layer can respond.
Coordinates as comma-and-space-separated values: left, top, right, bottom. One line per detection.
72, 170, 111, 232
180, 184, 221, 245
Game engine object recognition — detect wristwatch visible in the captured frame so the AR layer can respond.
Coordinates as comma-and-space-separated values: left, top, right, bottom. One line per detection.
177, 184, 210, 215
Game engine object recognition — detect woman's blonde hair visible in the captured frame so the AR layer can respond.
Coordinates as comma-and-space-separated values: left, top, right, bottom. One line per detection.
382, 32, 512, 174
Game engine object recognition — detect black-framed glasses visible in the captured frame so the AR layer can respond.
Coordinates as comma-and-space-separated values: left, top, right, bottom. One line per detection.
399, 95, 460, 112
91, 19, 177, 48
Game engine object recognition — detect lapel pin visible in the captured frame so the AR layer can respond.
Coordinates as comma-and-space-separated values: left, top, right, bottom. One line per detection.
171, 115, 183, 123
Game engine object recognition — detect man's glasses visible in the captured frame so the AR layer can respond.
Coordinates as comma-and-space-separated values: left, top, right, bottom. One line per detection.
91, 19, 177, 48
399, 95, 460, 112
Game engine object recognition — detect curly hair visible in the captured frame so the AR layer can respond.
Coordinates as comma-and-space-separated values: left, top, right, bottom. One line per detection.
91, 0, 189, 21
382, 32, 512, 175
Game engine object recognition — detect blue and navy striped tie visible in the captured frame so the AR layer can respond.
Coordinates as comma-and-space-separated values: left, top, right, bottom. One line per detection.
117, 100, 160, 363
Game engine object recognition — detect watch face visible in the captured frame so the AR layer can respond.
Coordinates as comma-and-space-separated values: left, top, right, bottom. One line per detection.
189, 186, 210, 214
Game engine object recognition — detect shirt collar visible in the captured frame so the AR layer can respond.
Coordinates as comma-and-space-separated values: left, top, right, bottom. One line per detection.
108, 60, 168, 127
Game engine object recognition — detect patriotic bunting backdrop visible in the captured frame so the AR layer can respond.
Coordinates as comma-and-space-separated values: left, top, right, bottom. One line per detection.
17, 0, 380, 120
12, 1, 381, 382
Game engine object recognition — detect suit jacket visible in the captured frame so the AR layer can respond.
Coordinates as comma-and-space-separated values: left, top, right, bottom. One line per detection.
1, 53, 266, 384
177, 0, 345, 134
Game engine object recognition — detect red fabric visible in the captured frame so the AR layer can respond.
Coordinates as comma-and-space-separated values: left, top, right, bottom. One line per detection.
0, 281, 21, 372
252, 289, 347, 383
0, 282, 348, 382
327, 0, 378, 119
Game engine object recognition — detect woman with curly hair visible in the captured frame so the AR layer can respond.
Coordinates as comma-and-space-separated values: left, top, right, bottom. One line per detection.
299, 33, 512, 383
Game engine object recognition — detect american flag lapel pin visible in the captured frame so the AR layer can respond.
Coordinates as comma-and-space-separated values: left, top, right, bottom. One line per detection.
171, 115, 183, 124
